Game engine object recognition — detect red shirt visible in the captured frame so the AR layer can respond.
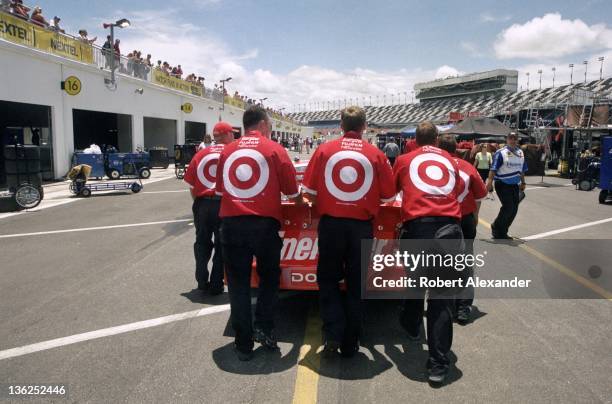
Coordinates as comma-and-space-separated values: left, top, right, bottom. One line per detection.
183, 144, 225, 198
393, 145, 461, 222
215, 131, 299, 223
454, 157, 488, 216
302, 132, 396, 220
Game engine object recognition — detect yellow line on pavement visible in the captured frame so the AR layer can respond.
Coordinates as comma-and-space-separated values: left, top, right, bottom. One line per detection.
292, 305, 322, 404
478, 218, 612, 300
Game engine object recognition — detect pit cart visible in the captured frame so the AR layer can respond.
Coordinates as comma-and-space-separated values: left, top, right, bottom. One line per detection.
572, 155, 600, 191
173, 144, 198, 179
68, 164, 143, 197
0, 144, 43, 210
599, 136, 612, 204
105, 152, 151, 180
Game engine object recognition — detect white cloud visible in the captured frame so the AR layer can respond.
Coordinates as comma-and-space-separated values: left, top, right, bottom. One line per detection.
480, 12, 512, 23
91, 9, 464, 110
494, 13, 612, 59
434, 65, 463, 79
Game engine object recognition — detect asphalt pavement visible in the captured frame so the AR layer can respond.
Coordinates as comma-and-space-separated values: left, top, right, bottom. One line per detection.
0, 165, 611, 403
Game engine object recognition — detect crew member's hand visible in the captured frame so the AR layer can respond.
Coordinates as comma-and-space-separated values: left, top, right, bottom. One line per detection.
519, 182, 526, 191
486, 180, 493, 193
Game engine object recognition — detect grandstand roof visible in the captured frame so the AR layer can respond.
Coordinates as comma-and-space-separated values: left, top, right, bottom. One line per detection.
288, 78, 612, 126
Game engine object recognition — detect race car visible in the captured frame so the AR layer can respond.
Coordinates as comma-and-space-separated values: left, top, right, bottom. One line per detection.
249, 158, 403, 290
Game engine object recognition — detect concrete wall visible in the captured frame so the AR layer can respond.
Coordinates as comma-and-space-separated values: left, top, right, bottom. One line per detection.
0, 39, 311, 179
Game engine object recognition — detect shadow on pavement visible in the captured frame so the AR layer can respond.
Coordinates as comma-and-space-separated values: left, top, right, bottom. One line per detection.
181, 288, 230, 305
211, 293, 309, 375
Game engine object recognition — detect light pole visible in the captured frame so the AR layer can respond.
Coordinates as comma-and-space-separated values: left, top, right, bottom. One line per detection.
258, 97, 268, 106
102, 18, 130, 89
552, 67, 556, 88
583, 60, 588, 83
537, 69, 542, 90
403, 91, 407, 104
220, 77, 231, 111
411, 90, 414, 103
526, 72, 530, 90
598, 56, 605, 80
569, 63, 574, 85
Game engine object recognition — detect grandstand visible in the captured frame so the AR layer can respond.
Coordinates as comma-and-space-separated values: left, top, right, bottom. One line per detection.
415, 69, 518, 102
289, 77, 612, 129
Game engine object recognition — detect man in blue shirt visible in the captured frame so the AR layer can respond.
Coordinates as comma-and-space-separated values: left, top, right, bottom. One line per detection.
485, 133, 528, 239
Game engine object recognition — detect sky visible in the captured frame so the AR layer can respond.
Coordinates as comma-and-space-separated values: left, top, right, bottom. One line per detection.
35, 0, 612, 111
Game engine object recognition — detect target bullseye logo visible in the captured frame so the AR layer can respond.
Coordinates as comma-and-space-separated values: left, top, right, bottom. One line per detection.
324, 150, 373, 201
409, 153, 456, 195
457, 170, 470, 203
223, 149, 269, 198
197, 153, 220, 189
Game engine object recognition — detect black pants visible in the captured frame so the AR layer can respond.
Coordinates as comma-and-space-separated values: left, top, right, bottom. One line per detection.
456, 213, 477, 308
477, 168, 489, 183
399, 217, 463, 372
317, 215, 373, 347
492, 181, 520, 237
388, 156, 396, 167
192, 197, 223, 290
220, 216, 282, 352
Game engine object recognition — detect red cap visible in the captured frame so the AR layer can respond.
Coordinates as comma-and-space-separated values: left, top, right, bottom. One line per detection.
213, 121, 233, 135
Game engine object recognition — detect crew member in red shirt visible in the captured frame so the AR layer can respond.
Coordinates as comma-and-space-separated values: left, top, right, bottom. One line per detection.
392, 122, 464, 384
438, 134, 487, 325
184, 122, 234, 295
215, 106, 302, 361
302, 106, 396, 357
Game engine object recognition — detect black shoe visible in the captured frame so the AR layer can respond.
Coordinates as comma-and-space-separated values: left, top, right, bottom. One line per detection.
428, 367, 448, 385
456, 306, 471, 325
197, 282, 210, 291
321, 341, 341, 358
253, 328, 278, 350
208, 286, 224, 296
234, 345, 253, 361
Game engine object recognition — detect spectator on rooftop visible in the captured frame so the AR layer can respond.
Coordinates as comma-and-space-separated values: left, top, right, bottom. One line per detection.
78, 29, 97, 44
49, 16, 64, 33
10, 0, 29, 19
102, 35, 113, 68
1, 0, 10, 12
30, 6, 48, 27
176, 65, 183, 79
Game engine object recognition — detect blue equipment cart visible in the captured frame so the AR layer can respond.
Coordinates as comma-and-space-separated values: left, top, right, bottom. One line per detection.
599, 136, 612, 204
105, 152, 151, 180
68, 164, 143, 197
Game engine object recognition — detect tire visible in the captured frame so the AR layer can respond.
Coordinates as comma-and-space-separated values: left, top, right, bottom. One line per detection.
108, 169, 121, 180
139, 168, 151, 179
131, 183, 142, 193
600, 190, 609, 204
80, 187, 92, 197
14, 184, 42, 209
579, 180, 593, 191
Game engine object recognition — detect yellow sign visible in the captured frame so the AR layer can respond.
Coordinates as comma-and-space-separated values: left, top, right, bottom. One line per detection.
0, 12, 35, 47
153, 69, 203, 97
182, 103, 193, 113
224, 96, 247, 109
63, 76, 81, 96
34, 28, 93, 64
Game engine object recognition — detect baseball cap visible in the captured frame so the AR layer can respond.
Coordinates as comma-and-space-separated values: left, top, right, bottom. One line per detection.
508, 132, 518, 139
213, 121, 233, 135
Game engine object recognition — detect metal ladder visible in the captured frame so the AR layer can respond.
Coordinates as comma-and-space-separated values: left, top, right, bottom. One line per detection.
578, 103, 594, 128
